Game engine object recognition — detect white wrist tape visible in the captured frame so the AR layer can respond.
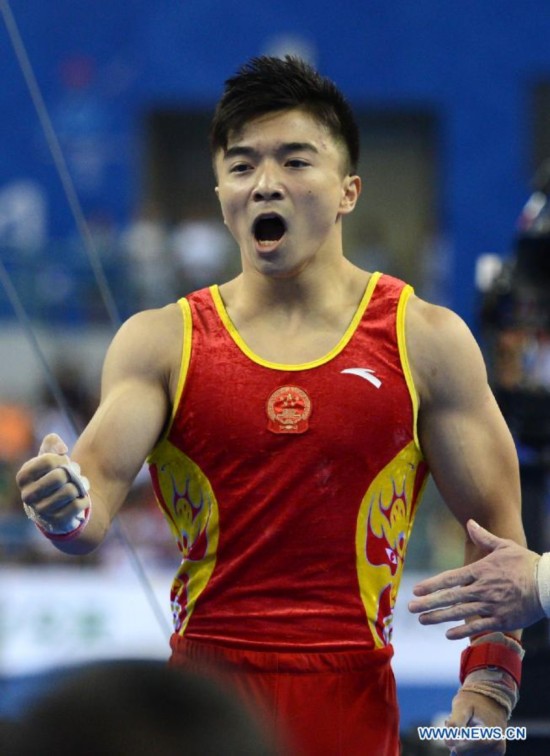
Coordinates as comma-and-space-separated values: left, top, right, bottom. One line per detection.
536, 552, 550, 619
60, 462, 90, 499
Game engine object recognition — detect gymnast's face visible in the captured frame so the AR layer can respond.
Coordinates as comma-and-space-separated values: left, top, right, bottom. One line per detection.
214, 107, 361, 279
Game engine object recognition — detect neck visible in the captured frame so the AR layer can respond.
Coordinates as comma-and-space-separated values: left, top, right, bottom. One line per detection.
216, 260, 373, 365
228, 256, 367, 317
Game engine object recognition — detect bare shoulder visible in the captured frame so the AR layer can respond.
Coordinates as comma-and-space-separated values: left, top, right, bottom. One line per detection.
102, 302, 184, 388
405, 295, 489, 406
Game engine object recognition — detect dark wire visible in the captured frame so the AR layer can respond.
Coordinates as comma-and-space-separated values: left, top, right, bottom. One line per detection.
0, 0, 171, 640
0, 0, 121, 329
0, 258, 172, 640
0, 258, 81, 435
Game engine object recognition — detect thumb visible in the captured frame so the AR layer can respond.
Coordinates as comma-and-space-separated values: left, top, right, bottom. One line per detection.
447, 692, 474, 728
466, 519, 504, 553
39, 433, 69, 456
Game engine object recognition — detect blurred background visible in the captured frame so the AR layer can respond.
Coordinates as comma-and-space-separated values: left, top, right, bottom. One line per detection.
1, 0, 549, 752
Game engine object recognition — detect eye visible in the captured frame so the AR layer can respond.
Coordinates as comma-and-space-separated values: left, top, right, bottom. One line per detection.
229, 162, 253, 174
286, 158, 310, 168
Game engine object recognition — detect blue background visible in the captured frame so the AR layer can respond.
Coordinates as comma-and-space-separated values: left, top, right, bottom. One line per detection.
2, 1, 550, 322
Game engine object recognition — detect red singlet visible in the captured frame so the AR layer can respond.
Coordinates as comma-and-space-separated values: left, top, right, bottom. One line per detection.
148, 272, 428, 755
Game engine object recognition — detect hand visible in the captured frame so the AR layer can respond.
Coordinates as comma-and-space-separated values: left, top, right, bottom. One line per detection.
445, 689, 507, 754
408, 520, 542, 639
16, 433, 90, 534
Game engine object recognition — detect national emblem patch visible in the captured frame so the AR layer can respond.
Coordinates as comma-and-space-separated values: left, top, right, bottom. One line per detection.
266, 385, 311, 434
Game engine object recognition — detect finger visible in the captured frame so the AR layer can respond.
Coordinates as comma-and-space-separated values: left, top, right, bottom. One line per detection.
445, 618, 500, 641
416, 602, 485, 627
17, 454, 62, 487
447, 696, 474, 729
22, 465, 73, 501
412, 567, 473, 597
17, 442, 70, 488
466, 519, 506, 554
17, 450, 71, 488
32, 487, 85, 517
26, 475, 89, 520
409, 585, 472, 612
39, 433, 69, 456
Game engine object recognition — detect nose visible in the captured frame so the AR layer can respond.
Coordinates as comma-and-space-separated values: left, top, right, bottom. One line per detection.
252, 163, 284, 202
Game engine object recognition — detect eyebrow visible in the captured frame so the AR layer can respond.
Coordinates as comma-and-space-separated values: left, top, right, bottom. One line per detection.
223, 142, 319, 161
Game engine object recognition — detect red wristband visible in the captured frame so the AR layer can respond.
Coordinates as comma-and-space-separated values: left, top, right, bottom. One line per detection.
36, 506, 91, 542
460, 641, 523, 687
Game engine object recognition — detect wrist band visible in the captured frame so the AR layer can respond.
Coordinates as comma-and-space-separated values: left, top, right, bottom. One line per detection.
536, 552, 550, 619
35, 502, 91, 541
459, 633, 524, 720
460, 633, 524, 687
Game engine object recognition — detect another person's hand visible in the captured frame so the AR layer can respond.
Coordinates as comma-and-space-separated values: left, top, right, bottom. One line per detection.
408, 519, 543, 639
16, 433, 90, 537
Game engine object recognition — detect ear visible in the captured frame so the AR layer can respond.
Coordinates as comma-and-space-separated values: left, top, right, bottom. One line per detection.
339, 174, 361, 215
214, 186, 227, 224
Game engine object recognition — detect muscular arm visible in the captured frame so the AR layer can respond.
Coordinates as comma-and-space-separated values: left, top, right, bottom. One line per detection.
17, 304, 182, 555
408, 298, 525, 562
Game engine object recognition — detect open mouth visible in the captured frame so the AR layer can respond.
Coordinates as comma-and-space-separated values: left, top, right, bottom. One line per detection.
253, 214, 287, 250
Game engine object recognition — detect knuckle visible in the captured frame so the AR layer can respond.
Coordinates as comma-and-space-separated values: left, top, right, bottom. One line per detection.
22, 483, 40, 505
54, 466, 68, 484
69, 482, 83, 501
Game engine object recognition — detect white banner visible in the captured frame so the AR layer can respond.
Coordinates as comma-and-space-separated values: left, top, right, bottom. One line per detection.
0, 566, 464, 682
0, 565, 172, 676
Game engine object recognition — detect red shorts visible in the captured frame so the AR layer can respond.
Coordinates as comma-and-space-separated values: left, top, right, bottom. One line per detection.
169, 636, 399, 756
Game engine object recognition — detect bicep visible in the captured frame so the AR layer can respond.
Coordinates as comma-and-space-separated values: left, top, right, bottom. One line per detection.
411, 301, 525, 554
419, 386, 523, 542
71, 312, 173, 521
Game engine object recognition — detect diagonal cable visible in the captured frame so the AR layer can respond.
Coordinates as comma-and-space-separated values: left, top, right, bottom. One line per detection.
0, 257, 171, 639
0, 258, 81, 434
0, 0, 171, 639
0, 0, 121, 328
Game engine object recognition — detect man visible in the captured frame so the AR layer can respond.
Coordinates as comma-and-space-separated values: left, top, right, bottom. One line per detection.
16, 56, 526, 755
409, 518, 550, 638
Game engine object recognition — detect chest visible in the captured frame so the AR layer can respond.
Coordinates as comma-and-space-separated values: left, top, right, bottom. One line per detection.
172, 313, 414, 472
231, 324, 348, 364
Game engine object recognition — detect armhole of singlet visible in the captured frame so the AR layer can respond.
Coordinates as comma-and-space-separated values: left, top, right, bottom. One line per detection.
396, 285, 423, 457
147, 297, 192, 462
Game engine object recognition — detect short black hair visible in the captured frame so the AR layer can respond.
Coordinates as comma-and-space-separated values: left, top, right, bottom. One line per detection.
7, 660, 277, 756
210, 56, 360, 174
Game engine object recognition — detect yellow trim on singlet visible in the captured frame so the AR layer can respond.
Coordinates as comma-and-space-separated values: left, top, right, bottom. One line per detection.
150, 444, 220, 637
396, 285, 423, 456
355, 440, 428, 648
173, 297, 193, 419
209, 271, 382, 372
147, 297, 192, 462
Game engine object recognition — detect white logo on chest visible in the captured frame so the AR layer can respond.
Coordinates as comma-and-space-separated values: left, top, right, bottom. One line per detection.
340, 368, 382, 389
